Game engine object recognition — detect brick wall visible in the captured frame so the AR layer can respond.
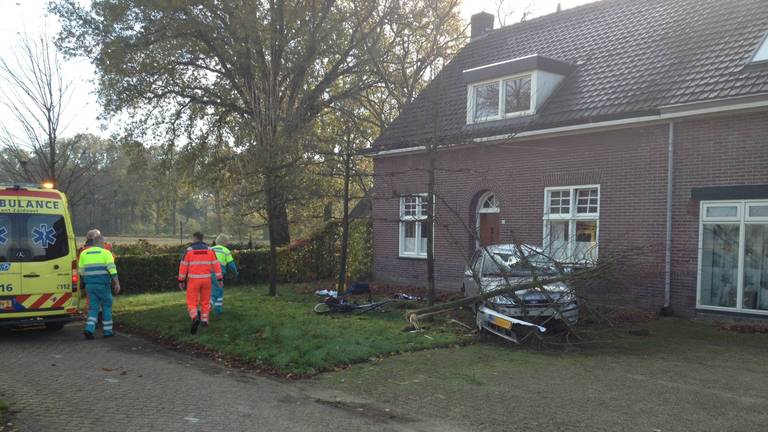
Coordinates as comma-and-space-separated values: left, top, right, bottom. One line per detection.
671, 111, 768, 315
372, 110, 768, 316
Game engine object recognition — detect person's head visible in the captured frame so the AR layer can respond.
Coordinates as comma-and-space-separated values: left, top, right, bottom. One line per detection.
192, 232, 204, 243
85, 229, 106, 246
85, 229, 101, 241
86, 229, 104, 245
215, 233, 230, 246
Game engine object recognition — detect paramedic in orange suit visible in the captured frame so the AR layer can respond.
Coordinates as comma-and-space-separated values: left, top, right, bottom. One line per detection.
178, 232, 222, 334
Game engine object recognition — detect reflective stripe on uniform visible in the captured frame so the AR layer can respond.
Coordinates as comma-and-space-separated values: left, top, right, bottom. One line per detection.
187, 274, 212, 279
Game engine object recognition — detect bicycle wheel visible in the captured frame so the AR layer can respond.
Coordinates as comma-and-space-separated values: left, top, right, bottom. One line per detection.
313, 302, 333, 314
356, 300, 392, 314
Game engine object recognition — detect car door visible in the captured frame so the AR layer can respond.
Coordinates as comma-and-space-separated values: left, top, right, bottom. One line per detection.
0, 213, 22, 313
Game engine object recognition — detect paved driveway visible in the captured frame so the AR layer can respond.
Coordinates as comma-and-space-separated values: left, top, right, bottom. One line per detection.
0, 325, 457, 432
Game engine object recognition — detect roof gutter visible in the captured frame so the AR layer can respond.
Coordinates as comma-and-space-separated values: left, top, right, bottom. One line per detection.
369, 93, 768, 158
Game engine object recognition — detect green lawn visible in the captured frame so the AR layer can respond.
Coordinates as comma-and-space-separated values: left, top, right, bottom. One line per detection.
113, 284, 462, 375
0, 400, 9, 428
312, 318, 768, 431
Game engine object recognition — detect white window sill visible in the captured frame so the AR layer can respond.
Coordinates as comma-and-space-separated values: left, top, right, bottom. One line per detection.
398, 253, 427, 260
696, 305, 768, 317
468, 110, 534, 125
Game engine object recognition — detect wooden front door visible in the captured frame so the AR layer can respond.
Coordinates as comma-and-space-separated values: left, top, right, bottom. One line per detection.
479, 213, 500, 246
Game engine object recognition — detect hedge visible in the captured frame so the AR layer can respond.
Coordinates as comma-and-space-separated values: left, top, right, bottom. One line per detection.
115, 220, 372, 294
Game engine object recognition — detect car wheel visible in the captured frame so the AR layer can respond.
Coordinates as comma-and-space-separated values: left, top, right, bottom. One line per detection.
45, 322, 65, 331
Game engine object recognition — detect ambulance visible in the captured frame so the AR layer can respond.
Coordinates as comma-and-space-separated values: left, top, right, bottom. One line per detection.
0, 183, 79, 330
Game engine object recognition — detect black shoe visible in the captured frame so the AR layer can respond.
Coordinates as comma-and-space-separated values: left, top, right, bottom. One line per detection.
190, 317, 201, 334
201, 321, 209, 328
84, 331, 95, 340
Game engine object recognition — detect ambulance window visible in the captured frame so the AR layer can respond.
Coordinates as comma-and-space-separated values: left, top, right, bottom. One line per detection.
0, 214, 11, 262
22, 214, 69, 261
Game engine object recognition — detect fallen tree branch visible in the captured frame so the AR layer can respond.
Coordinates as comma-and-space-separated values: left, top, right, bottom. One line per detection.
406, 275, 570, 323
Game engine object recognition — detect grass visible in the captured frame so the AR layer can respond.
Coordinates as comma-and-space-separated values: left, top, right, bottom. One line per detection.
312, 318, 768, 431
112, 284, 462, 375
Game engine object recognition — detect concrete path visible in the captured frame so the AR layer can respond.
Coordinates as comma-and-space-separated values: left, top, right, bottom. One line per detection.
0, 325, 458, 432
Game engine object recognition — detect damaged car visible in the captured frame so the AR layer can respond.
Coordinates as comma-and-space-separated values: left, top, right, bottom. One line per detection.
463, 244, 579, 341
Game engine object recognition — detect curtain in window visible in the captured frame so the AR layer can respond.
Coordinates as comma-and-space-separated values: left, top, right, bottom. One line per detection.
548, 221, 569, 262
574, 220, 598, 262
744, 224, 768, 310
403, 221, 417, 254
700, 224, 739, 307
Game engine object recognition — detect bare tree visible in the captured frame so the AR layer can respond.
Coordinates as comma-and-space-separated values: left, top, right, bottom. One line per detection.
0, 29, 79, 188
495, 0, 535, 27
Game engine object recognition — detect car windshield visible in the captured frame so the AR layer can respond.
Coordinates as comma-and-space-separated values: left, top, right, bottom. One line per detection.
481, 250, 558, 277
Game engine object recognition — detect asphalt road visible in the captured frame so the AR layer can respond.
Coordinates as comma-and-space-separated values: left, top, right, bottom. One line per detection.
0, 325, 457, 432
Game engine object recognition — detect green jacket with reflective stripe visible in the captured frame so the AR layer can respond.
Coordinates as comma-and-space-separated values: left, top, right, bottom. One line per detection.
212, 245, 238, 277
78, 246, 118, 285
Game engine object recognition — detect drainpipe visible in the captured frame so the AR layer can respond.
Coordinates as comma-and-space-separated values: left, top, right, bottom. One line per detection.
663, 121, 675, 315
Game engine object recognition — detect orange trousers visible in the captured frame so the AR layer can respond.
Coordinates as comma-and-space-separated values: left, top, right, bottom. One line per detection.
186, 279, 212, 323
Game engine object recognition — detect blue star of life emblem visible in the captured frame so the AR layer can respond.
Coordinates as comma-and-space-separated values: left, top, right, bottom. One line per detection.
32, 224, 57, 248
0, 226, 7, 246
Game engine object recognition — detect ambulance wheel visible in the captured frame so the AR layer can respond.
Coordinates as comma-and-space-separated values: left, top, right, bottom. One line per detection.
45, 322, 65, 331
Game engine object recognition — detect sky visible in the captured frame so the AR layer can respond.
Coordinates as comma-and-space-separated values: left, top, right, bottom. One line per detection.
0, 0, 596, 140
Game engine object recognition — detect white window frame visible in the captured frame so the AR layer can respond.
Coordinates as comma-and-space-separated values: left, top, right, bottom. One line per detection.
542, 185, 600, 263
399, 194, 431, 259
697, 200, 768, 316
466, 71, 536, 124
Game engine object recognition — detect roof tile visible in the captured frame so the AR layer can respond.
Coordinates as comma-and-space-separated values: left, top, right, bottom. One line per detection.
374, 0, 768, 151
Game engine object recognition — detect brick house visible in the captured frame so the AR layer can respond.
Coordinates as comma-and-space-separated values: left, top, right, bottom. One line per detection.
369, 0, 768, 317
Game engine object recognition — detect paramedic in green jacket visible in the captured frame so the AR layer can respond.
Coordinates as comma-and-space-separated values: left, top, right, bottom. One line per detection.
78, 230, 120, 339
211, 234, 238, 316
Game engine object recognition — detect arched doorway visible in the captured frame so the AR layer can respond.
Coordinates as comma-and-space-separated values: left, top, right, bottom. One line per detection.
476, 192, 500, 247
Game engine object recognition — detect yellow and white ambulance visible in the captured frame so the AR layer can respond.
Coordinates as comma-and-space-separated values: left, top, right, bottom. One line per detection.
0, 183, 79, 330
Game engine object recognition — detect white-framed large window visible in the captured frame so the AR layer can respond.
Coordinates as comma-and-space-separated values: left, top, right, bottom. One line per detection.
467, 73, 533, 123
399, 194, 430, 258
698, 200, 768, 315
543, 185, 600, 264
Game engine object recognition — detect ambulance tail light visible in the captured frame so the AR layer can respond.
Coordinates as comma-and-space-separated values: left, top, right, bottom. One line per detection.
72, 260, 79, 291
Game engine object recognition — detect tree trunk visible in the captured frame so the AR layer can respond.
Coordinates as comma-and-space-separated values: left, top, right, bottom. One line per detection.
426, 152, 436, 306
337, 147, 351, 293
265, 174, 279, 296
154, 201, 162, 235
214, 189, 224, 233
270, 189, 291, 246
170, 189, 178, 235
426, 58, 440, 306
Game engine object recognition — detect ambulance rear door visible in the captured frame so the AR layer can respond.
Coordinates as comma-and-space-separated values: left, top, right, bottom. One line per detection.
19, 212, 74, 311
0, 212, 22, 313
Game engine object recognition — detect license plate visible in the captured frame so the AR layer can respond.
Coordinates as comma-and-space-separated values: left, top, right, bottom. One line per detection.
0, 300, 12, 310
491, 316, 512, 330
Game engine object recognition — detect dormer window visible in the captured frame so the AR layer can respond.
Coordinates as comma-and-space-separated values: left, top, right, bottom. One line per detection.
463, 55, 574, 125
750, 32, 768, 64
470, 74, 532, 123
504, 76, 532, 114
